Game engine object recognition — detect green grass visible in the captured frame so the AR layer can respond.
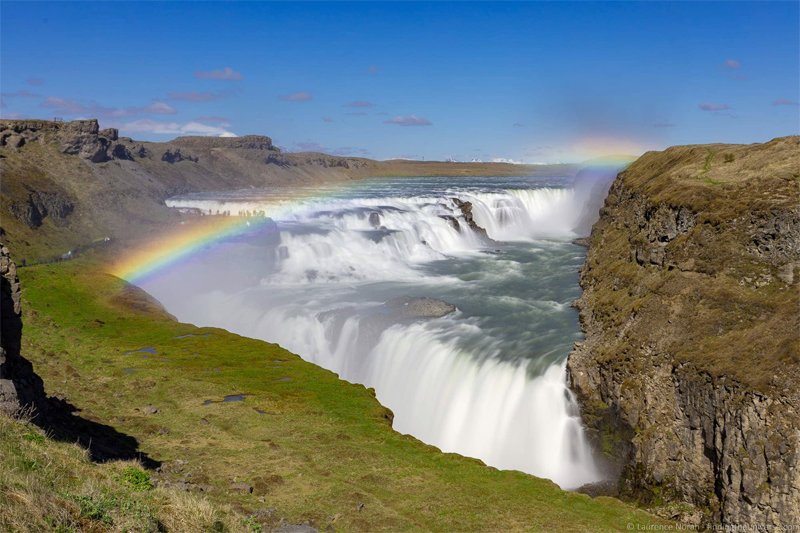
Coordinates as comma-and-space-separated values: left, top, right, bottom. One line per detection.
8, 254, 667, 531
0, 414, 250, 532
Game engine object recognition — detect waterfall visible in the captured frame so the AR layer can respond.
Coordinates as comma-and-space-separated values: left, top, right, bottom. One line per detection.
148, 175, 615, 489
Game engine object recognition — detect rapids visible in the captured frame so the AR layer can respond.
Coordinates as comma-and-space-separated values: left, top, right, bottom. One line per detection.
144, 172, 614, 489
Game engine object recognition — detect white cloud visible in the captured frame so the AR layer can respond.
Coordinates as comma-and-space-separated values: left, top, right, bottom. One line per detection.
115, 119, 236, 137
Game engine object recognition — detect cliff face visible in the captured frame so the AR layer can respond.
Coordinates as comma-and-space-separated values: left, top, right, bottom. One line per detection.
567, 137, 800, 527
0, 244, 43, 414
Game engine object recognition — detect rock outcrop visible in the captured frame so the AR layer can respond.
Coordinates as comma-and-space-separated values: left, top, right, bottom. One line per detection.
567, 137, 800, 528
0, 119, 130, 163
9, 190, 74, 228
0, 244, 43, 414
161, 148, 198, 164
450, 198, 491, 239
385, 297, 457, 319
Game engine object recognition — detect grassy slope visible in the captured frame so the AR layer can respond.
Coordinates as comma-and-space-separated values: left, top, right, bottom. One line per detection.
0, 415, 255, 532
8, 254, 664, 532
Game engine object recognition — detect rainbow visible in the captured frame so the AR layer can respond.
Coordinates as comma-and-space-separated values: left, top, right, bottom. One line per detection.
110, 153, 634, 285
111, 214, 280, 285
109, 180, 363, 285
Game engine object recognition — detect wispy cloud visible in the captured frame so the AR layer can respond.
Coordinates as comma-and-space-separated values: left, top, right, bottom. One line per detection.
280, 91, 313, 102
773, 98, 798, 106
195, 115, 232, 126
1, 89, 40, 98
699, 103, 732, 112
512, 122, 525, 128
367, 66, 381, 74
114, 119, 236, 137
724, 59, 741, 69
293, 141, 327, 152
26, 77, 44, 86
289, 141, 369, 156
322, 116, 334, 123
168, 91, 226, 102
333, 146, 370, 156
653, 122, 675, 128
345, 100, 373, 108
194, 66, 242, 80
41, 96, 89, 115
142, 101, 177, 114
345, 111, 368, 116
42, 97, 176, 117
384, 115, 432, 127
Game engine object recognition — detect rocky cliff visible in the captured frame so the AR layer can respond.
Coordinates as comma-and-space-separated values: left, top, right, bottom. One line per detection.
0, 244, 43, 414
567, 137, 800, 528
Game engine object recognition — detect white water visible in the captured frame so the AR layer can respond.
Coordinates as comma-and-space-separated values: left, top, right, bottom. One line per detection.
148, 174, 615, 489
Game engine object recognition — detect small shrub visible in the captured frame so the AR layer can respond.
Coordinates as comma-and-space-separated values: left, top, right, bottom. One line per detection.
73, 495, 115, 525
23, 431, 46, 444
120, 466, 154, 491
723, 153, 735, 163
243, 516, 264, 532
19, 458, 39, 471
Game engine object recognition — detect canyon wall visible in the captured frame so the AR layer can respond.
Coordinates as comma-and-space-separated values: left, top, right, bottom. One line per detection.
568, 136, 800, 528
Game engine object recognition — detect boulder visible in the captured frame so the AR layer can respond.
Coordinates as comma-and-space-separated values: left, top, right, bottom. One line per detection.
368, 212, 381, 228
385, 297, 456, 319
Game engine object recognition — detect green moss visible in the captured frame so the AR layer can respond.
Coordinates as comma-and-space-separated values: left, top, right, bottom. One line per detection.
119, 466, 154, 492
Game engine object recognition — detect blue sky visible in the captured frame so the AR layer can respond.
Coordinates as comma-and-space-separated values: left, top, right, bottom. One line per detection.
1, 1, 798, 162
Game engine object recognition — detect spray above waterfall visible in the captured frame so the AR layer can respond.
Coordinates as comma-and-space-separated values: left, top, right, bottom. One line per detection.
116, 169, 620, 489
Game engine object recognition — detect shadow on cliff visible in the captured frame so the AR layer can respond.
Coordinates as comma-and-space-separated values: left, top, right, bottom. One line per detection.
2, 244, 159, 469
18, 356, 160, 469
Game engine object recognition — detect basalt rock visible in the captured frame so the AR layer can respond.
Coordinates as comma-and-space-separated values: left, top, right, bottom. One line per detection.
385, 297, 457, 319
9, 190, 74, 228
566, 137, 800, 529
0, 119, 131, 163
0, 244, 44, 415
451, 198, 490, 239
161, 148, 198, 164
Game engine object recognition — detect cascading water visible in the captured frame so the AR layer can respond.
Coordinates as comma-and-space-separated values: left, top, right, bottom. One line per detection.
145, 173, 615, 489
